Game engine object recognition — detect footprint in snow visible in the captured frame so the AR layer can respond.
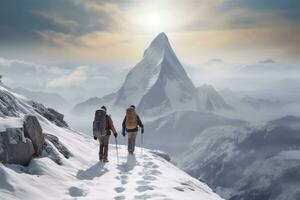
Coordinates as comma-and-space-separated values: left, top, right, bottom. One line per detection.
114, 195, 126, 200
143, 161, 159, 169
114, 187, 126, 193
115, 175, 128, 180
134, 193, 165, 200
136, 185, 155, 192
115, 174, 129, 185
68, 186, 86, 197
143, 175, 157, 181
142, 169, 162, 176
136, 180, 151, 185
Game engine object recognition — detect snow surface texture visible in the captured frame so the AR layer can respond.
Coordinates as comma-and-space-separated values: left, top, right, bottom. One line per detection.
1, 139, 222, 200
0, 83, 222, 200
179, 116, 300, 200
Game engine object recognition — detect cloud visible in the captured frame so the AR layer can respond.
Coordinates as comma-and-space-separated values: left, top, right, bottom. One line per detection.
47, 66, 87, 88
0, 0, 115, 44
0, 57, 13, 66
0, 0, 299, 63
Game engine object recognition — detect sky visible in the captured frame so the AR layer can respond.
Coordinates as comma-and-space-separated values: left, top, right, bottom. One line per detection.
0, 0, 299, 101
1, 0, 299, 64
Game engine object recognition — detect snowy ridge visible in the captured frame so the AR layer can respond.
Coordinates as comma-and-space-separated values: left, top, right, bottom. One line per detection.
0, 144, 223, 200
0, 84, 223, 200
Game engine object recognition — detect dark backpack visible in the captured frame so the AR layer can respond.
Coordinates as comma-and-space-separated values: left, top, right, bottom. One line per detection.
93, 110, 107, 138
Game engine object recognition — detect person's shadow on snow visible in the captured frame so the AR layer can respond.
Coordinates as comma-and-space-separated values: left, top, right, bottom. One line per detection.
117, 154, 137, 173
76, 162, 108, 180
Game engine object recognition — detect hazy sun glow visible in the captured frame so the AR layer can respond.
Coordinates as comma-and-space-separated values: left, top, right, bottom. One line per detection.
146, 13, 161, 27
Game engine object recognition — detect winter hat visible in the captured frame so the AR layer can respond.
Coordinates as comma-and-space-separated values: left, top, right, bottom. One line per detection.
101, 105, 107, 112
130, 105, 135, 109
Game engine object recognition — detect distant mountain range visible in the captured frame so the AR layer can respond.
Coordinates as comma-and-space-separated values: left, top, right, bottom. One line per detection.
179, 115, 300, 200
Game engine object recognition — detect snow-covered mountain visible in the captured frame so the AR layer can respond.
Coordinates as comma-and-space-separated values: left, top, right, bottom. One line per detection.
238, 59, 300, 75
143, 111, 246, 155
179, 116, 300, 200
197, 85, 231, 111
125, 32, 198, 115
73, 33, 228, 116
0, 84, 223, 200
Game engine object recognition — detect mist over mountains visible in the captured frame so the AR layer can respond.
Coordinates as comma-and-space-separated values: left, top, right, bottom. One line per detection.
1, 32, 300, 200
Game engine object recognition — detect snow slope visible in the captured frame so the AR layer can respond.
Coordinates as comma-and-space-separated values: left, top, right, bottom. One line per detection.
0, 142, 222, 200
0, 84, 222, 200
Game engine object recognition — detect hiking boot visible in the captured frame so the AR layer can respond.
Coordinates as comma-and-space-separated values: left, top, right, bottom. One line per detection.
128, 151, 134, 155
103, 159, 109, 163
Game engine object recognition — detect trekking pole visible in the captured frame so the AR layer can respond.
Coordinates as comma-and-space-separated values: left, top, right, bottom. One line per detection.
115, 137, 119, 164
141, 131, 143, 155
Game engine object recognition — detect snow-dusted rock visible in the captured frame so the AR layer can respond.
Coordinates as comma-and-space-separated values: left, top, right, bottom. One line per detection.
31, 102, 68, 127
23, 115, 44, 156
0, 128, 34, 165
44, 133, 71, 159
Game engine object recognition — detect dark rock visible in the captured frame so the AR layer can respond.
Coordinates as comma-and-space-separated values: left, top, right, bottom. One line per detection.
42, 140, 63, 165
44, 133, 72, 159
0, 90, 26, 117
0, 128, 34, 166
31, 102, 68, 127
23, 115, 44, 156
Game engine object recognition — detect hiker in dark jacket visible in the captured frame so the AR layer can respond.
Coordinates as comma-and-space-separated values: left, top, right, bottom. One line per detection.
122, 105, 144, 154
93, 106, 117, 162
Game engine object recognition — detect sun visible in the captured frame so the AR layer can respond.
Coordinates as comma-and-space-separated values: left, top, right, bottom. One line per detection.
146, 14, 161, 27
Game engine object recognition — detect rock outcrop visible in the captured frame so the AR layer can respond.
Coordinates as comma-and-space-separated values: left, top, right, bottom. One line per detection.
31, 102, 68, 127
0, 128, 35, 165
23, 115, 44, 156
44, 133, 71, 159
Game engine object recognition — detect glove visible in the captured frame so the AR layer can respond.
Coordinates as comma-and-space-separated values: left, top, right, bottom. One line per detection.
93, 136, 97, 140
122, 131, 125, 137
114, 133, 118, 138
141, 128, 144, 134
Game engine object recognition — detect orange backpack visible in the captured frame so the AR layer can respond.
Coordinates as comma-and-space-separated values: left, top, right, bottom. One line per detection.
125, 108, 137, 129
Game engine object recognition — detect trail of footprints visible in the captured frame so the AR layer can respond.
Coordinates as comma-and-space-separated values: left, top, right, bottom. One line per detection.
114, 154, 163, 200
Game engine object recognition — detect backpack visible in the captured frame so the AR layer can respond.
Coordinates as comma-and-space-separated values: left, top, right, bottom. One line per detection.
93, 109, 107, 138
125, 108, 137, 130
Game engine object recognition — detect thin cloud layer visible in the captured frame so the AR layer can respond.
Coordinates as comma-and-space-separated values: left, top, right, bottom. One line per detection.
0, 0, 299, 62
47, 66, 87, 88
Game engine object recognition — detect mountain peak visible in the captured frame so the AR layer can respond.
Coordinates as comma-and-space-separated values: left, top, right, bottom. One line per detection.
145, 32, 170, 55
155, 32, 168, 41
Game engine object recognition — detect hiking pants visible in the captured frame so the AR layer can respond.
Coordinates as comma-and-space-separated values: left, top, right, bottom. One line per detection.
127, 132, 137, 153
98, 135, 109, 160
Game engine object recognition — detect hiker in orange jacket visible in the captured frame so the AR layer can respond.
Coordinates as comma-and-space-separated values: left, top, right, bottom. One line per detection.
122, 105, 144, 154
93, 106, 117, 162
